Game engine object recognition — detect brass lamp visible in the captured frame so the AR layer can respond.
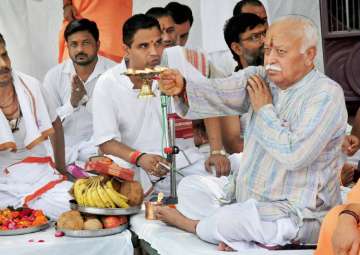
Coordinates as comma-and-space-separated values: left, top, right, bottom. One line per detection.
124, 67, 167, 98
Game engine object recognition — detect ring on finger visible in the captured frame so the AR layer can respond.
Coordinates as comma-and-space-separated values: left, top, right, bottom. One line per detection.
75, 88, 80, 92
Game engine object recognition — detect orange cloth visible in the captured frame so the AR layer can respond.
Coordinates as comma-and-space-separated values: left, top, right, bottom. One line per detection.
58, 0, 132, 63
315, 180, 360, 255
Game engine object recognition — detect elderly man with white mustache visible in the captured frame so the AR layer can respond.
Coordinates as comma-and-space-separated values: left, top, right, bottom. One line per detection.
156, 15, 347, 251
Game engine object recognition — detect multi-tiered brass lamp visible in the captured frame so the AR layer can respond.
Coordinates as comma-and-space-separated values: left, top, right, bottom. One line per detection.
123, 66, 178, 205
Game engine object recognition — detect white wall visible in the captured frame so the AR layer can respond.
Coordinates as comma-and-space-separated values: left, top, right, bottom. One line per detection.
0, 0, 62, 80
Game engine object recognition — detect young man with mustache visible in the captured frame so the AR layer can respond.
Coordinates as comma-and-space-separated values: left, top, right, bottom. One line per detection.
92, 14, 210, 196
43, 19, 115, 165
157, 15, 347, 251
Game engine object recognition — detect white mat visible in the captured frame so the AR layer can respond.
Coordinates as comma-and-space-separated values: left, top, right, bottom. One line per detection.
0, 226, 133, 255
131, 210, 315, 255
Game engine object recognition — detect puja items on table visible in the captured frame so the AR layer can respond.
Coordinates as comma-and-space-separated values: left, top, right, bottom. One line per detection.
0, 207, 48, 231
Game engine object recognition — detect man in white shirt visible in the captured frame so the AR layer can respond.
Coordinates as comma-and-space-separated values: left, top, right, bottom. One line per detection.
92, 14, 210, 195
43, 18, 116, 164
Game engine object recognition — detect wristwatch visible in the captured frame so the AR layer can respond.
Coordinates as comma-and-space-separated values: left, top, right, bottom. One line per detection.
211, 149, 226, 156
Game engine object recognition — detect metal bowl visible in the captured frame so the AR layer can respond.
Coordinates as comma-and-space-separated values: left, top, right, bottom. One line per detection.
69, 200, 141, 216
57, 223, 128, 238
0, 222, 50, 236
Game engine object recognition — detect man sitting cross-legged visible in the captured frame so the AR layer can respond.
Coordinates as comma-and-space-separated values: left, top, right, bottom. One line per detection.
156, 15, 347, 251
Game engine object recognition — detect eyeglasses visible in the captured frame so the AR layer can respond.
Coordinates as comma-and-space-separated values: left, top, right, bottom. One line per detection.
242, 31, 267, 43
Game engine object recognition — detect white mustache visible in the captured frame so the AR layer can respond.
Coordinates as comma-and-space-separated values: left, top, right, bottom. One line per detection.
265, 64, 282, 72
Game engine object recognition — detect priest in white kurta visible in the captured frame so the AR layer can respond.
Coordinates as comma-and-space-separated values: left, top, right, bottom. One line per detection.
92, 59, 211, 195
92, 14, 213, 196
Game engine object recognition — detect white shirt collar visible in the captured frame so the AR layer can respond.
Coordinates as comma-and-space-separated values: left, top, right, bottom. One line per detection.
62, 56, 110, 83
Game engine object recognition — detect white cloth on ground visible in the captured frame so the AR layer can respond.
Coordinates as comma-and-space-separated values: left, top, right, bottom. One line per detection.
0, 227, 133, 255
130, 210, 314, 255
42, 56, 116, 164
177, 175, 299, 251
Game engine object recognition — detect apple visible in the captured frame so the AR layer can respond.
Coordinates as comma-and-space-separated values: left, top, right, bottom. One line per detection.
101, 216, 127, 229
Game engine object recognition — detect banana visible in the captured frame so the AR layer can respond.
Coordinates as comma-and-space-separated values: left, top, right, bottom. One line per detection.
85, 179, 97, 208
97, 181, 116, 208
91, 179, 106, 208
106, 180, 129, 202
104, 181, 129, 208
73, 178, 89, 206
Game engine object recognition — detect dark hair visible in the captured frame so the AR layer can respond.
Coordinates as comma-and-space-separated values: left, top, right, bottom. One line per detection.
64, 18, 99, 42
123, 14, 161, 47
233, 0, 264, 16
165, 2, 193, 26
146, 7, 172, 19
0, 33, 5, 45
224, 13, 265, 62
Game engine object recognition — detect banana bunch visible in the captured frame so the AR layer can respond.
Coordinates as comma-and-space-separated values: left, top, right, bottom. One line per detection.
73, 177, 129, 209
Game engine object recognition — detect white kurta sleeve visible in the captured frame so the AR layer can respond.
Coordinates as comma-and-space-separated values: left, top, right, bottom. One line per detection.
39, 84, 58, 122
92, 75, 122, 146
43, 69, 78, 121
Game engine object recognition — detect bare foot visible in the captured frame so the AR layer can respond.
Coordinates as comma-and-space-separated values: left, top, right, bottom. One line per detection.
218, 242, 235, 251
155, 206, 199, 233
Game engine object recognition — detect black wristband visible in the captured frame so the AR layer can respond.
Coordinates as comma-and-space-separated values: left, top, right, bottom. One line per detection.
135, 152, 147, 167
339, 209, 360, 224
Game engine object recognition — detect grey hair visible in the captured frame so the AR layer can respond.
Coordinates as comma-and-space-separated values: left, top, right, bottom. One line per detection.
272, 15, 318, 53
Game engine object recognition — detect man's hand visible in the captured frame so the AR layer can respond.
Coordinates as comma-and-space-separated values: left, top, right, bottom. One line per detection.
159, 69, 185, 96
341, 163, 356, 186
63, 4, 77, 22
342, 135, 360, 156
70, 75, 87, 108
332, 213, 360, 255
247, 74, 272, 112
137, 154, 170, 177
205, 154, 230, 177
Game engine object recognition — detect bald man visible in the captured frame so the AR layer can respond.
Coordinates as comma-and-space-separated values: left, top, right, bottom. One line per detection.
156, 15, 347, 251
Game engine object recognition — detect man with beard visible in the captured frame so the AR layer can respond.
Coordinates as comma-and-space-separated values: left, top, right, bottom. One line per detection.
0, 33, 73, 219
146, 7, 177, 48
157, 15, 347, 251
202, 13, 266, 177
92, 14, 210, 196
43, 19, 116, 165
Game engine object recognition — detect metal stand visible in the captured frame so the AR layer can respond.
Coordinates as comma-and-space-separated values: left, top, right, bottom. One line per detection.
161, 94, 178, 205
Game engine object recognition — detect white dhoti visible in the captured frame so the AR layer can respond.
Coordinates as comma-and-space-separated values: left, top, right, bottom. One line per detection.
0, 158, 72, 219
176, 174, 299, 251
